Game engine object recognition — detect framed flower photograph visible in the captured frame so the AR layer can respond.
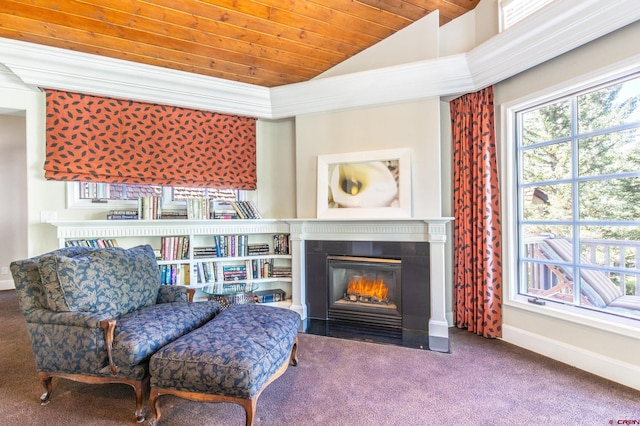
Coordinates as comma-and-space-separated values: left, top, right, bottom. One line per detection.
317, 148, 412, 219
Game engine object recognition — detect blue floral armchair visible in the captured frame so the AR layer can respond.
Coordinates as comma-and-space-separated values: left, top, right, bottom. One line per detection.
10, 244, 221, 423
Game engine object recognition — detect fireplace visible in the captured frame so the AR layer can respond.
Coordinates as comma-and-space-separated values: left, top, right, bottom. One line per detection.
327, 255, 402, 328
285, 218, 452, 352
304, 239, 432, 348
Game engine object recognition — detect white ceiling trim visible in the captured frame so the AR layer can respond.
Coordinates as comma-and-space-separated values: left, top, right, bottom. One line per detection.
0, 0, 638, 119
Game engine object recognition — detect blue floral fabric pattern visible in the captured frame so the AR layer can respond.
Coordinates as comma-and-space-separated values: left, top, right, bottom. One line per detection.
9, 245, 221, 385
11, 246, 96, 314
37, 245, 160, 317
150, 304, 300, 398
112, 301, 221, 367
156, 285, 188, 303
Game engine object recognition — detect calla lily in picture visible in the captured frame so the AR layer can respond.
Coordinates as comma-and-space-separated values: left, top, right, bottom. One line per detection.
330, 161, 398, 208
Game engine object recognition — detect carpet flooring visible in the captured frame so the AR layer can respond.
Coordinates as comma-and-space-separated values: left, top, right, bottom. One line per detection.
1, 290, 638, 425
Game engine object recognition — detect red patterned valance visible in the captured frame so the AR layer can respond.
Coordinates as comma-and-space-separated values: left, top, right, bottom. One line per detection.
44, 89, 257, 189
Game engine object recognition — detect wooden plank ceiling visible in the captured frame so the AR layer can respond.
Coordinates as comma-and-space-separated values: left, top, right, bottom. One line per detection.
0, 0, 481, 88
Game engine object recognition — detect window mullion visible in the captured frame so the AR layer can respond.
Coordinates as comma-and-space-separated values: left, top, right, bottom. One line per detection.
570, 96, 582, 306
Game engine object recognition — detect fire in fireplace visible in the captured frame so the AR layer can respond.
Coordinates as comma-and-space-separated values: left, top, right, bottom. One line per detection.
327, 255, 402, 328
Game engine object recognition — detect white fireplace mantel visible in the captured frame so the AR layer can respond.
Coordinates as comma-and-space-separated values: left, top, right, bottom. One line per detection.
284, 218, 453, 352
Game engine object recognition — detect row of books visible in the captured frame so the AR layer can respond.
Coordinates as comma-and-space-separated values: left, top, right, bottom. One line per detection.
107, 209, 190, 220
159, 264, 190, 286
64, 238, 119, 248
230, 201, 262, 219
186, 198, 209, 220
207, 234, 290, 258
139, 196, 163, 220
105, 199, 263, 221
273, 234, 290, 255
159, 236, 189, 261
212, 201, 262, 219
194, 258, 287, 284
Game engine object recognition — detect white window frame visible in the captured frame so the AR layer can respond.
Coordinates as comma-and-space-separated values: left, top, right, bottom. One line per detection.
500, 60, 640, 334
498, 0, 556, 32
66, 182, 244, 210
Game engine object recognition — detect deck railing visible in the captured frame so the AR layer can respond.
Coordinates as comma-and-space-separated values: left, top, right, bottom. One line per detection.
524, 237, 640, 298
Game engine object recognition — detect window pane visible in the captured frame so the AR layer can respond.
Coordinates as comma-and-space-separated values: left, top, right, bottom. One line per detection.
173, 187, 206, 199
171, 187, 237, 201
522, 183, 572, 221
522, 224, 572, 242
578, 76, 640, 133
578, 128, 640, 177
521, 100, 571, 146
522, 141, 571, 183
517, 73, 640, 320
78, 182, 160, 200
123, 184, 161, 199
579, 177, 640, 221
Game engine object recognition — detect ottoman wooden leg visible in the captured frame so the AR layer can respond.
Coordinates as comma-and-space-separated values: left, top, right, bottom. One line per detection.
148, 387, 162, 426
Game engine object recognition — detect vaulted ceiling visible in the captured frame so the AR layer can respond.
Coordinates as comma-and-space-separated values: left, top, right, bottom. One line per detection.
0, 0, 481, 88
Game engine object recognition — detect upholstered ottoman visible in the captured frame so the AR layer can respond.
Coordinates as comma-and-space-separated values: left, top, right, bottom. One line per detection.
148, 304, 300, 426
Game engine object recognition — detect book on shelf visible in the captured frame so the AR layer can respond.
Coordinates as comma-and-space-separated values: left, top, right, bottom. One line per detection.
160, 211, 188, 220
254, 289, 286, 303
186, 198, 210, 220
160, 236, 189, 261
273, 234, 291, 254
247, 243, 269, 255
212, 201, 239, 220
106, 209, 139, 220
159, 263, 190, 285
271, 266, 292, 278
138, 196, 162, 220
65, 238, 118, 248
193, 246, 218, 258
212, 235, 249, 257
230, 201, 262, 219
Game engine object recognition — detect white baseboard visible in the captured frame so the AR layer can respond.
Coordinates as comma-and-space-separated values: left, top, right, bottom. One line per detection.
502, 324, 640, 391
0, 280, 15, 291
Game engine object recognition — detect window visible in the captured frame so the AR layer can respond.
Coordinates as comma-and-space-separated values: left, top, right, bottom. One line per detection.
499, 0, 556, 31
69, 182, 239, 209
516, 73, 640, 320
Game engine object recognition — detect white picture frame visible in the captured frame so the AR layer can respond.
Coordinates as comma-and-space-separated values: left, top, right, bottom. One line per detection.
317, 148, 412, 219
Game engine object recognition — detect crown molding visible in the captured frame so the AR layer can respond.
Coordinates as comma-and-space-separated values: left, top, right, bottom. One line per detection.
0, 39, 271, 118
467, 0, 640, 89
0, 0, 638, 119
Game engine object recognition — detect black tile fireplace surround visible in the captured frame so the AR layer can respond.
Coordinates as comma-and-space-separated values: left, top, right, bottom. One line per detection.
304, 240, 433, 350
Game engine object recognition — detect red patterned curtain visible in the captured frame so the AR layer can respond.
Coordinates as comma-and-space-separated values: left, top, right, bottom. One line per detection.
450, 85, 502, 338
44, 89, 257, 189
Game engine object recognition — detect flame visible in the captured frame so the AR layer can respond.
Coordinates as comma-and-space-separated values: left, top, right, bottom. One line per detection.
347, 276, 388, 300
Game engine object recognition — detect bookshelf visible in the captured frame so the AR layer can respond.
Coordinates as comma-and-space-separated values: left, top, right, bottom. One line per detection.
48, 219, 292, 306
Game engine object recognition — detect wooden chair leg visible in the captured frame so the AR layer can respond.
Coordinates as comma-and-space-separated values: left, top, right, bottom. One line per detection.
290, 337, 299, 366
38, 372, 53, 405
134, 375, 150, 423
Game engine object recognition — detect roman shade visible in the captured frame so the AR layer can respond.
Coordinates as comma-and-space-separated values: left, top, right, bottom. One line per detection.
44, 89, 257, 189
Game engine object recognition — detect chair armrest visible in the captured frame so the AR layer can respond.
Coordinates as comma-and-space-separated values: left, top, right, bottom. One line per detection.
99, 318, 118, 375
23, 308, 121, 375
23, 308, 112, 328
156, 285, 188, 303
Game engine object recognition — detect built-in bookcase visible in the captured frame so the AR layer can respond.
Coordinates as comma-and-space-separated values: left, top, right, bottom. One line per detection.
49, 220, 292, 307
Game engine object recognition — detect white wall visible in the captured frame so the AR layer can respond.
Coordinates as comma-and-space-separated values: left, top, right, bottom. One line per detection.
0, 112, 27, 289
294, 98, 442, 218
317, 11, 439, 78
255, 118, 297, 219
494, 21, 640, 390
